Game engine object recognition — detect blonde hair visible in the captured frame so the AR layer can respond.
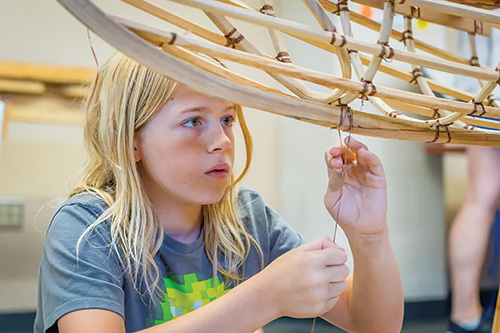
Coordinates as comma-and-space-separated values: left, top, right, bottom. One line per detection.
72, 53, 262, 298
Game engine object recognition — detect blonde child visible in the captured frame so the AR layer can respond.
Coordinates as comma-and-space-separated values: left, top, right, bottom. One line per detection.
35, 53, 403, 333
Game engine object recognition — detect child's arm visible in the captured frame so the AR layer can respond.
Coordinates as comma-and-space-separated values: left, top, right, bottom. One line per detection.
58, 236, 348, 333
320, 137, 404, 332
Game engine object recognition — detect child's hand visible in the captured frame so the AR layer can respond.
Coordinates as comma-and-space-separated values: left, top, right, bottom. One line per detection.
324, 137, 388, 238
257, 236, 349, 318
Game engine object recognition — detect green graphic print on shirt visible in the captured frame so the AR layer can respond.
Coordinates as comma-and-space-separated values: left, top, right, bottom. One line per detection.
146, 273, 230, 327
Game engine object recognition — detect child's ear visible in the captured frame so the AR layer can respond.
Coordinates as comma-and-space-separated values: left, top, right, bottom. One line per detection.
133, 137, 142, 163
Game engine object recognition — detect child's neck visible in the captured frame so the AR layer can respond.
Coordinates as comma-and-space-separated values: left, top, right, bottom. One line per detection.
155, 201, 203, 244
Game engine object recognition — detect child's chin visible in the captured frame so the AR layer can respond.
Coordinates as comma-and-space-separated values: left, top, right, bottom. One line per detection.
199, 189, 228, 205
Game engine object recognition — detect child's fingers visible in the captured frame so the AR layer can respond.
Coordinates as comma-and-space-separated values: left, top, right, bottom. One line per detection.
356, 147, 385, 177
344, 136, 368, 153
325, 146, 357, 170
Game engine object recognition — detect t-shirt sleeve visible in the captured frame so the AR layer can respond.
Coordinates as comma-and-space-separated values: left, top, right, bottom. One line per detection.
39, 201, 124, 331
238, 188, 305, 264
265, 204, 305, 262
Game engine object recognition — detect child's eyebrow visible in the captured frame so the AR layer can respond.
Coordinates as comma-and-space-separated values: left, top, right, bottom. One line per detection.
179, 105, 235, 114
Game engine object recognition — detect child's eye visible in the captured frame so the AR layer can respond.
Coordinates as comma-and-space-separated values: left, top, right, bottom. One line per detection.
183, 117, 201, 127
221, 116, 235, 126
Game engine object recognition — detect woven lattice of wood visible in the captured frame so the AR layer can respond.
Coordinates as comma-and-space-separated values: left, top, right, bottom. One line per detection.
57, 0, 500, 147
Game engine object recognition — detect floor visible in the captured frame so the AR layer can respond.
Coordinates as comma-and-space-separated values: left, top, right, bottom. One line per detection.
0, 313, 450, 333
263, 317, 449, 333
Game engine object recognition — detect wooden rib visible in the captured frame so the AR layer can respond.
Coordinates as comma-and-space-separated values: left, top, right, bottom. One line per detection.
350, 0, 492, 35
297, 0, 351, 101
139, 33, 293, 97
338, 0, 396, 105
57, 0, 500, 146
344, 9, 470, 65
119, 17, 500, 119
167, 0, 500, 82
0, 60, 95, 85
357, 53, 477, 102
122, 0, 227, 45
401, 17, 470, 129
362, 0, 395, 82
300, 0, 352, 81
386, 99, 500, 130
0, 79, 46, 95
332, 0, 413, 126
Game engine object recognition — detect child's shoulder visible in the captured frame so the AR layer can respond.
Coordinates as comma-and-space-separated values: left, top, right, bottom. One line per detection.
237, 187, 267, 211
236, 187, 273, 224
47, 192, 111, 236
237, 186, 263, 201
62, 192, 108, 211
61, 192, 109, 215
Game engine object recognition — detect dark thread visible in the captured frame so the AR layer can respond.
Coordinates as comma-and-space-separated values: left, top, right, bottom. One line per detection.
259, 4, 275, 16
169, 32, 177, 45
378, 41, 395, 61
333, 0, 349, 14
471, 99, 486, 117
224, 29, 245, 48
474, 20, 484, 34
487, 94, 497, 106
339, 35, 347, 48
411, 6, 421, 18
430, 121, 452, 144
332, 103, 354, 131
276, 51, 292, 63
470, 56, 480, 67
224, 28, 237, 39
409, 67, 424, 84
400, 29, 414, 46
388, 111, 400, 118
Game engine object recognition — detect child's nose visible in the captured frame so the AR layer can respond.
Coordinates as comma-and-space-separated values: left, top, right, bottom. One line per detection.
207, 124, 232, 153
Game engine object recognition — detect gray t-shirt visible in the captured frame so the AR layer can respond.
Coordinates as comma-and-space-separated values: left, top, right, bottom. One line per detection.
34, 188, 303, 332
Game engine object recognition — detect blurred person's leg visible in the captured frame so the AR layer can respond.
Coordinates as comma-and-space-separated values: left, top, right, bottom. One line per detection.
449, 146, 500, 326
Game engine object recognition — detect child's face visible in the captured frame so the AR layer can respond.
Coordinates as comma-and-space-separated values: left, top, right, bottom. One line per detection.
134, 84, 236, 206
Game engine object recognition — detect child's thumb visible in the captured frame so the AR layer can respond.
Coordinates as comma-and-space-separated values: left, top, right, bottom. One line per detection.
299, 236, 336, 251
